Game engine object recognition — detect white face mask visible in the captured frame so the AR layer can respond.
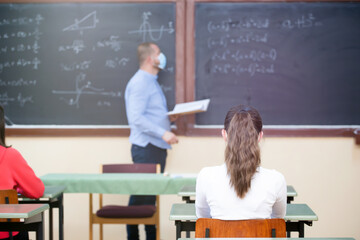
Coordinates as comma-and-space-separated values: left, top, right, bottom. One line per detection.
157, 52, 167, 70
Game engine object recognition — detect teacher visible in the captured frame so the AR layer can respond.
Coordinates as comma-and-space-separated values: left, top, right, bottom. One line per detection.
124, 42, 178, 240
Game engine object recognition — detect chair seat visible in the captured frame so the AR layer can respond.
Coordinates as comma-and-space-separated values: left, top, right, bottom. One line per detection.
96, 205, 156, 218
90, 164, 161, 240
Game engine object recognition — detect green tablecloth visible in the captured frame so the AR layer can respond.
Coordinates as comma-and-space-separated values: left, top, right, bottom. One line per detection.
41, 173, 196, 195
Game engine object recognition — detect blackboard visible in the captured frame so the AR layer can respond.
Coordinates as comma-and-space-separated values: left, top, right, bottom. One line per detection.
0, 3, 176, 125
195, 2, 360, 126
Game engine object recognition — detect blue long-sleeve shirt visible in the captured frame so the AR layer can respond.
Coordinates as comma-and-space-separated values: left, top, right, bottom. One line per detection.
125, 69, 171, 149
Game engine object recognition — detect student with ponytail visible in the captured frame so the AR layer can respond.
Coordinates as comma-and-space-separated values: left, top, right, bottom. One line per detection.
196, 104, 287, 220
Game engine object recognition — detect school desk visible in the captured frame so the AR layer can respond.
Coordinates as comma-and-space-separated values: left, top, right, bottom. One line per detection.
19, 185, 66, 240
0, 204, 49, 240
169, 203, 318, 239
178, 185, 298, 204
40, 173, 195, 238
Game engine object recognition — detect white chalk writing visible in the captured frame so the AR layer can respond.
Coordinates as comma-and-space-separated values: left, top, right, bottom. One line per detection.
105, 57, 129, 69
58, 40, 85, 54
52, 72, 121, 108
128, 12, 174, 42
211, 63, 275, 77
212, 49, 277, 62
97, 101, 111, 107
0, 28, 42, 40
0, 41, 40, 54
207, 33, 268, 49
0, 78, 37, 87
61, 61, 91, 71
0, 92, 33, 107
97, 36, 122, 52
282, 13, 323, 29
0, 14, 44, 26
208, 18, 270, 33
164, 66, 174, 73
0, 57, 41, 73
160, 85, 172, 93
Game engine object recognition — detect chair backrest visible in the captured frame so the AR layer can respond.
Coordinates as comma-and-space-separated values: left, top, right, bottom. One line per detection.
0, 189, 18, 204
102, 163, 160, 174
0, 189, 19, 223
98, 163, 161, 209
195, 218, 286, 238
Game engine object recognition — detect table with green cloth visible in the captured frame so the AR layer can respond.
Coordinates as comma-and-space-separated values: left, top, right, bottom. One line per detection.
40, 173, 196, 239
41, 173, 197, 194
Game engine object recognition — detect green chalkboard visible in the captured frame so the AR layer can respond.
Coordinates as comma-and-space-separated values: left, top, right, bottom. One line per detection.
0, 3, 176, 125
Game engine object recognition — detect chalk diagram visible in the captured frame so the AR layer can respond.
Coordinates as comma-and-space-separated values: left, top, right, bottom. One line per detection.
63, 11, 99, 35
128, 12, 174, 42
52, 72, 121, 108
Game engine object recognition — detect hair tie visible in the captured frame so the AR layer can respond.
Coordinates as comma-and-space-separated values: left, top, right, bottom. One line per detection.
238, 107, 251, 114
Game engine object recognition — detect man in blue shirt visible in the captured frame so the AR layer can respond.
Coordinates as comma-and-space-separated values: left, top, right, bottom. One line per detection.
124, 42, 178, 240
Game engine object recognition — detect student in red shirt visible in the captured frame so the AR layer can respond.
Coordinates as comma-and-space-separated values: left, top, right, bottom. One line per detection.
0, 106, 45, 240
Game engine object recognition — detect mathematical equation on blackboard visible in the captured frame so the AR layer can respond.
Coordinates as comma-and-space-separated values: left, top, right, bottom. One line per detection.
0, 9, 174, 110
206, 13, 322, 78
0, 13, 42, 110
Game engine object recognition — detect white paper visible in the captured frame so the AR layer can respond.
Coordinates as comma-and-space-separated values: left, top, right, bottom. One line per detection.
168, 99, 210, 115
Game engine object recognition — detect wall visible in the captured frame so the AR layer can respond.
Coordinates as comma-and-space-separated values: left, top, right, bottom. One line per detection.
6, 135, 360, 240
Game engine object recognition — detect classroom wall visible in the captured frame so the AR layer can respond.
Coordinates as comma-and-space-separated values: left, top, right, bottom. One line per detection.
6, 135, 360, 240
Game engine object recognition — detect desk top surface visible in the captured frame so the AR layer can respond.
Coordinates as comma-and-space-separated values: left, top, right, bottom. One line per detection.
169, 203, 318, 221
41, 173, 196, 195
0, 204, 49, 218
42, 185, 66, 198
19, 185, 66, 200
178, 185, 297, 197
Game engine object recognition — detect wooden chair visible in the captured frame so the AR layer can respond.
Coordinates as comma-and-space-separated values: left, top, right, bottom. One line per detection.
0, 189, 20, 240
89, 163, 161, 240
195, 218, 286, 238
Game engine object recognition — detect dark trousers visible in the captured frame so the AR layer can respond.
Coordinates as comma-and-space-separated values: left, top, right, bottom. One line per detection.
127, 143, 167, 240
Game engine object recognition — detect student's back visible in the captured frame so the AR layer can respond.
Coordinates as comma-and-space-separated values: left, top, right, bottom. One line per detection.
196, 164, 286, 219
0, 146, 44, 199
0, 105, 44, 240
195, 104, 287, 220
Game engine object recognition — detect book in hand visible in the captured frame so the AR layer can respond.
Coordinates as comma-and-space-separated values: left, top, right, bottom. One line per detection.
167, 99, 210, 116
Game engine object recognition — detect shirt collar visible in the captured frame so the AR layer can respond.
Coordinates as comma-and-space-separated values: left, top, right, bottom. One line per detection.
138, 69, 158, 81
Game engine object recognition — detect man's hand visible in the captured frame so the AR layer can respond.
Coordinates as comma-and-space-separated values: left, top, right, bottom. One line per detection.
169, 114, 180, 122
162, 131, 179, 145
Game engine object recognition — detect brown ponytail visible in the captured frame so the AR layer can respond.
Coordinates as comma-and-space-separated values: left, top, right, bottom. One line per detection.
224, 105, 262, 198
